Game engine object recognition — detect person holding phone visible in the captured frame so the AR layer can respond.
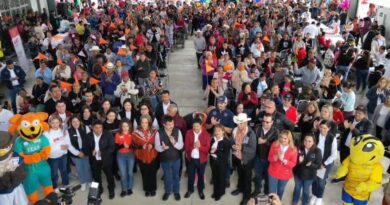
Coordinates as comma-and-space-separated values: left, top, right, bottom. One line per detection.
292, 135, 322, 205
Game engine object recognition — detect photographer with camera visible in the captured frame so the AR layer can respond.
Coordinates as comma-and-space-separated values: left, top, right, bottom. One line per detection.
247, 193, 283, 205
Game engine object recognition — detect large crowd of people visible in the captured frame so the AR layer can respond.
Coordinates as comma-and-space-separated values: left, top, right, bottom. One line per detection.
0, 0, 390, 205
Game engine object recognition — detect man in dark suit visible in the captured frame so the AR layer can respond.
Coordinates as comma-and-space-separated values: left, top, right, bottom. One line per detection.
339, 105, 374, 163
155, 90, 176, 126
0, 60, 26, 113
85, 120, 116, 199
252, 113, 279, 196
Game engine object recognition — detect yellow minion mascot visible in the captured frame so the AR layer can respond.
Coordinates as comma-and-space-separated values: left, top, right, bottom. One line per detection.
333, 134, 385, 205
8, 112, 53, 204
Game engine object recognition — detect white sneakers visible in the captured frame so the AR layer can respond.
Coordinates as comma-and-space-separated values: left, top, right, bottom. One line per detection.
310, 196, 317, 205
81, 183, 87, 191
310, 196, 323, 205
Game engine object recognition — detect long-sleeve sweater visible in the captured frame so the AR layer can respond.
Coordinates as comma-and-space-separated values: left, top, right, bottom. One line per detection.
340, 91, 356, 112
100, 72, 121, 95
193, 36, 206, 53
44, 129, 71, 159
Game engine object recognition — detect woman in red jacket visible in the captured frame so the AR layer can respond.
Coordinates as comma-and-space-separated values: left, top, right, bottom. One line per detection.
237, 83, 259, 116
268, 130, 298, 199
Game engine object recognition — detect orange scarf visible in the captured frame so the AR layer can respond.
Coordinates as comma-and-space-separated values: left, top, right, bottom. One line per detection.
132, 129, 158, 164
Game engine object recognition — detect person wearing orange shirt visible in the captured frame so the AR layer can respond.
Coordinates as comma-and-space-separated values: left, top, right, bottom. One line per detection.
115, 120, 135, 197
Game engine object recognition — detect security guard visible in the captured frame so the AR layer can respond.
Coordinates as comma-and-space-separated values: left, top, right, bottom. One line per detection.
206, 96, 235, 134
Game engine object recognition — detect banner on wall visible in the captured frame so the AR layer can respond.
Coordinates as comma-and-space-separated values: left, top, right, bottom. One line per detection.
8, 27, 30, 73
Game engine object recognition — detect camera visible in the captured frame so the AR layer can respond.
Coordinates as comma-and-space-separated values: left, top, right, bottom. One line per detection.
34, 182, 101, 205
34, 184, 80, 205
87, 182, 102, 205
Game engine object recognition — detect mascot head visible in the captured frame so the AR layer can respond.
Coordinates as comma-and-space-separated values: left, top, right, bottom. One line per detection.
8, 112, 49, 142
0, 131, 15, 161
350, 134, 384, 165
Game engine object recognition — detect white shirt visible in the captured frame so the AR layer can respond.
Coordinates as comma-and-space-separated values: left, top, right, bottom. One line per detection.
45, 129, 70, 158
125, 111, 132, 120
8, 68, 19, 86
0, 108, 13, 132
68, 126, 91, 156
191, 131, 201, 159
318, 134, 338, 165
93, 133, 102, 160
345, 120, 359, 147
211, 137, 223, 158
154, 130, 184, 153
303, 24, 319, 38
162, 102, 170, 115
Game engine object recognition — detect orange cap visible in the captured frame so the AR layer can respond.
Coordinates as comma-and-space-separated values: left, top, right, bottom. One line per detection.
99, 38, 108, 45
34, 53, 48, 60
59, 81, 72, 91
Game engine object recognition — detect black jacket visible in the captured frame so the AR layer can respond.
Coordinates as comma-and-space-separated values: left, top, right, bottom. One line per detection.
85, 131, 115, 167
68, 126, 89, 158
257, 111, 295, 131
293, 147, 322, 180
44, 97, 72, 115
254, 126, 279, 159
340, 116, 374, 147
155, 100, 176, 126
210, 137, 231, 165
0, 66, 26, 89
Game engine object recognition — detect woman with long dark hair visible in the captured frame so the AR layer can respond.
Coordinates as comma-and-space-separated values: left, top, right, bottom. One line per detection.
292, 134, 322, 205
67, 115, 92, 191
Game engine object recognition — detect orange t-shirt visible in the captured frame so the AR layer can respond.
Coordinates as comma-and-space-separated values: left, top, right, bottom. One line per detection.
115, 132, 132, 154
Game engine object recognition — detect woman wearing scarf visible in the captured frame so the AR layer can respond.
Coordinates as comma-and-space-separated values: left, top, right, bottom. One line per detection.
132, 115, 158, 197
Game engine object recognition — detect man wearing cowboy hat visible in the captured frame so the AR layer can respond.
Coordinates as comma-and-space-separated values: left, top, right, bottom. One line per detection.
230, 113, 256, 205
194, 30, 206, 69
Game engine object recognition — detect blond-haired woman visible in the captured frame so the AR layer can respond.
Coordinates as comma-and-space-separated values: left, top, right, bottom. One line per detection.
232, 62, 251, 93
298, 101, 320, 139
44, 115, 71, 191
268, 130, 298, 199
366, 77, 390, 118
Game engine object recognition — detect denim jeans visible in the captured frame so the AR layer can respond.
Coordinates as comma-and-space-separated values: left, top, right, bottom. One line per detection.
268, 175, 289, 199
71, 156, 92, 184
9, 85, 21, 114
292, 175, 314, 205
117, 152, 135, 191
254, 157, 269, 193
48, 155, 69, 188
312, 163, 334, 198
149, 95, 159, 112
336, 65, 350, 83
202, 74, 213, 90
355, 69, 369, 91
187, 158, 206, 192
161, 159, 181, 193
